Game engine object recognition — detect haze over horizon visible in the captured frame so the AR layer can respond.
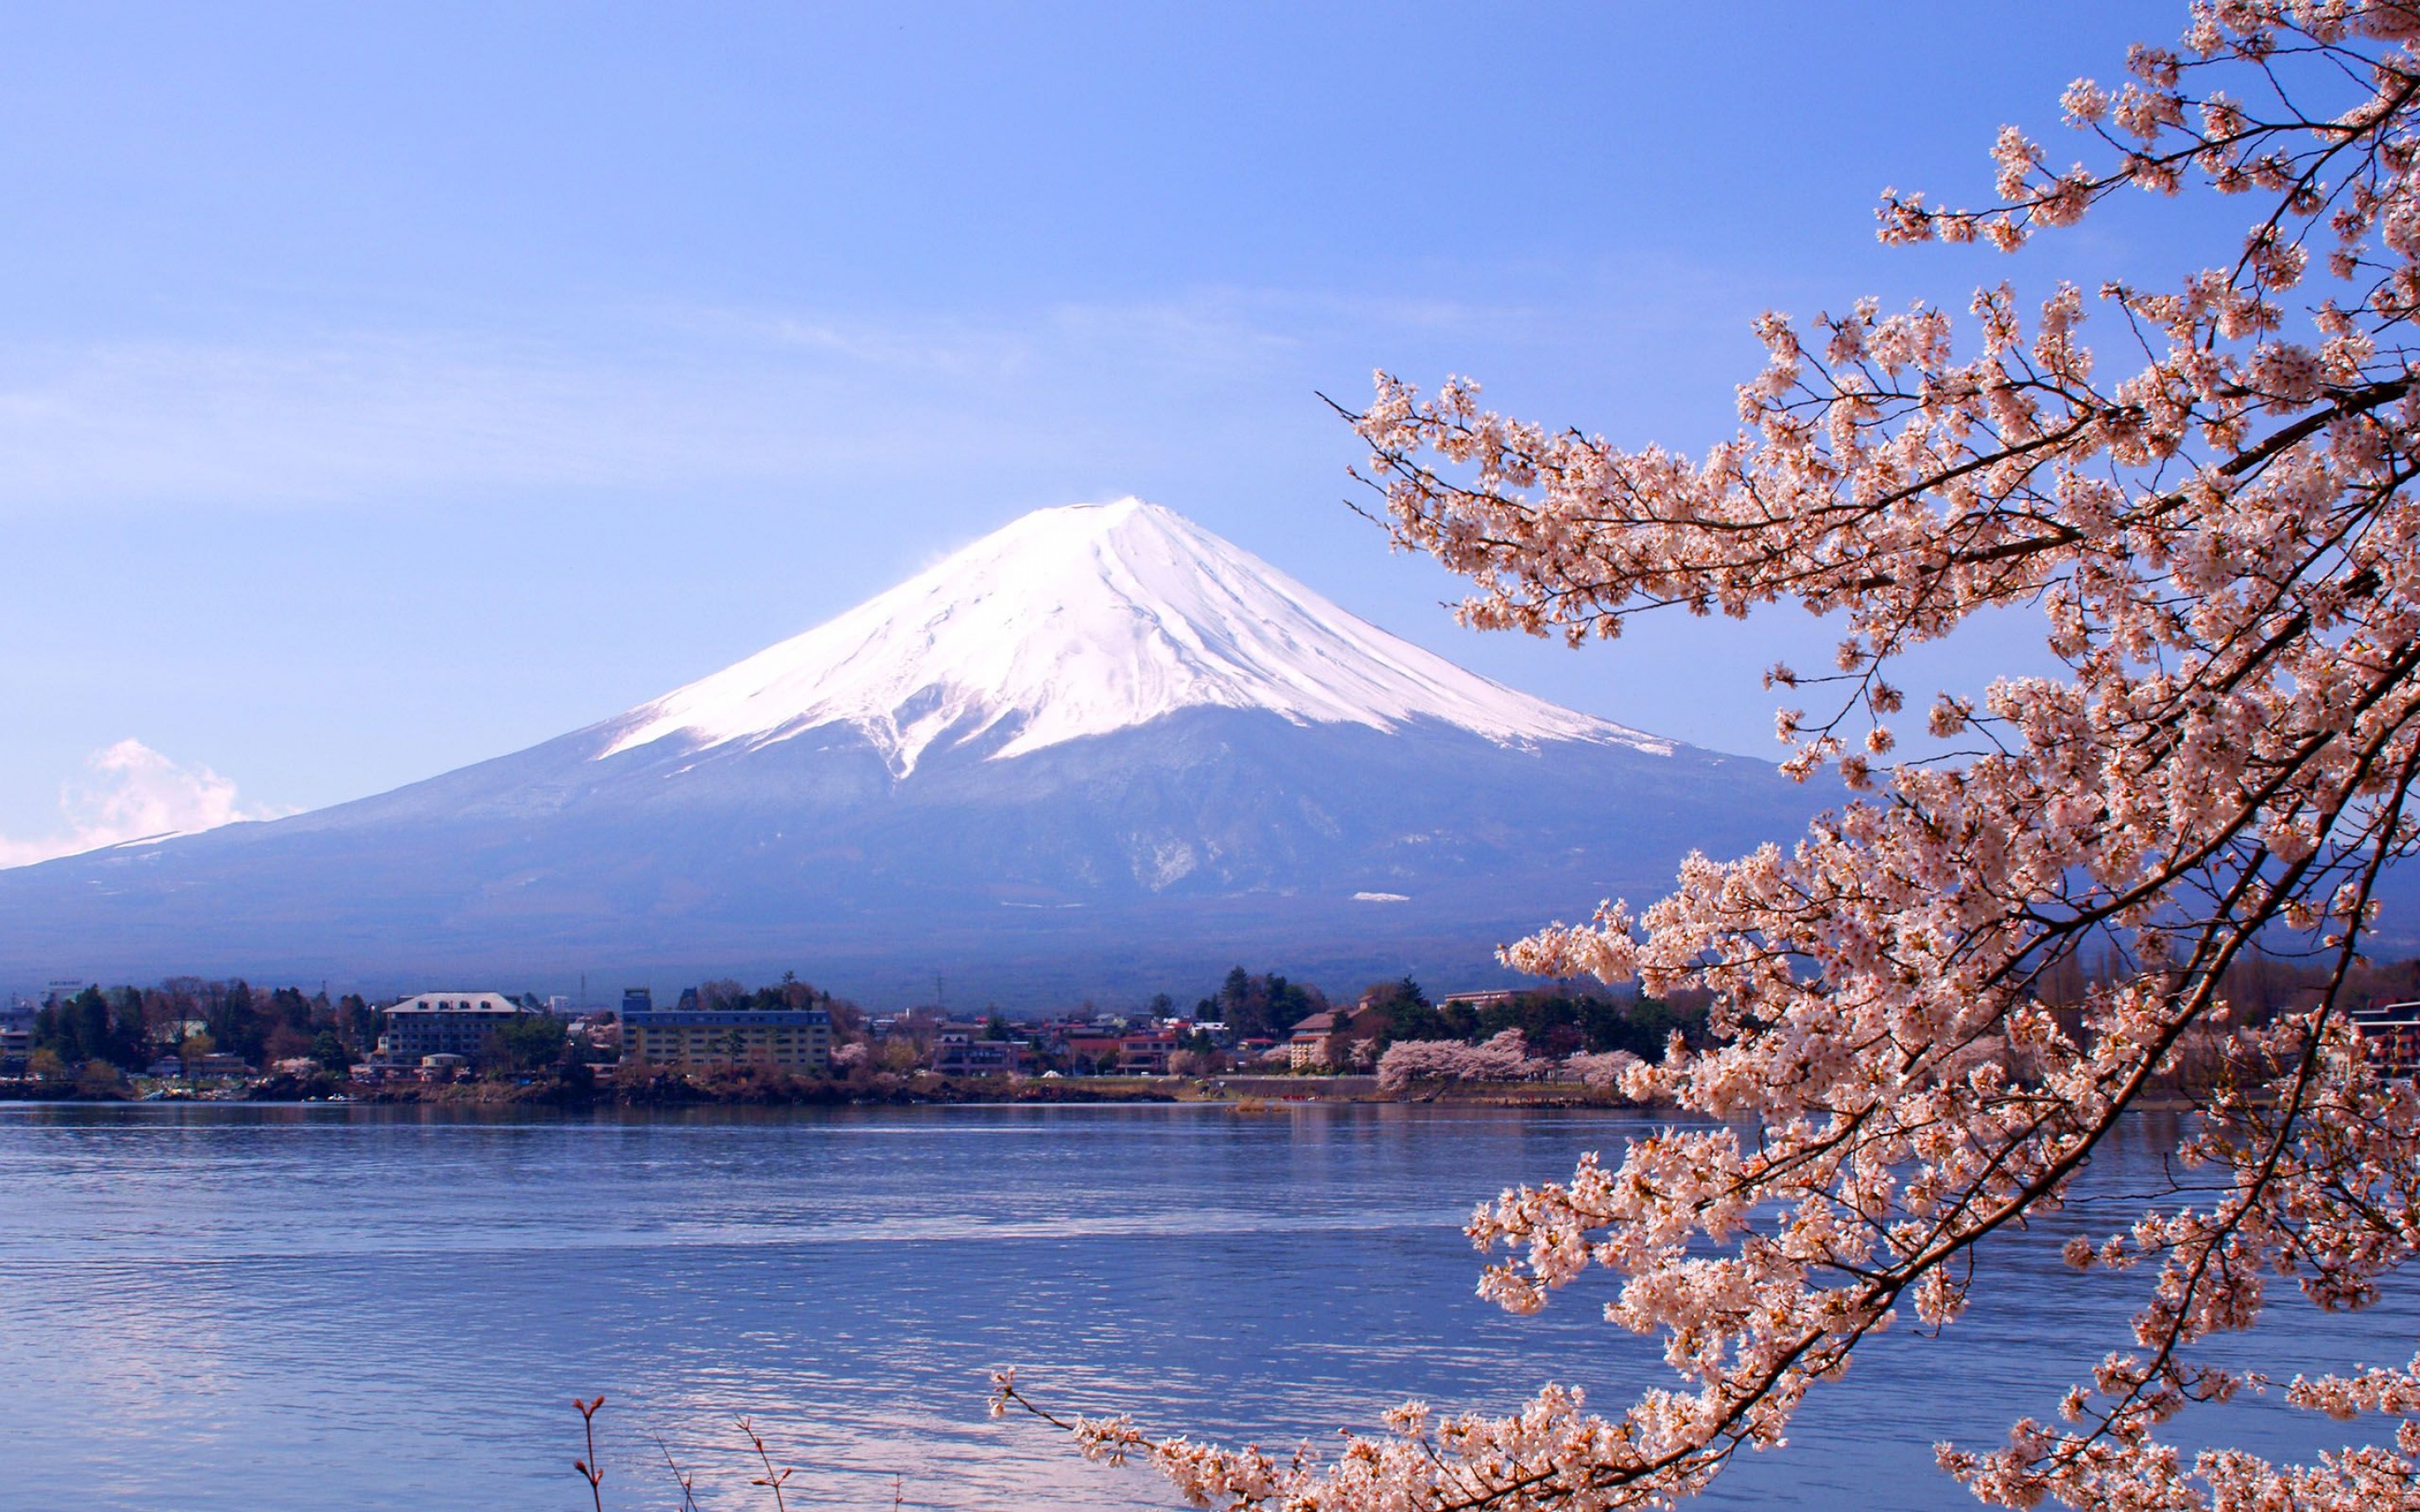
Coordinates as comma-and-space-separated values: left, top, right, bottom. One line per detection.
5, 2, 2193, 864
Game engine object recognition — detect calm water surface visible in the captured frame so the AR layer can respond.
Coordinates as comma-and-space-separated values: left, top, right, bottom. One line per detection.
0, 1103, 2407, 1510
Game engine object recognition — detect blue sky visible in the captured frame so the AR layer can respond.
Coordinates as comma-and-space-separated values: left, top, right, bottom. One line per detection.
2, 1, 2216, 854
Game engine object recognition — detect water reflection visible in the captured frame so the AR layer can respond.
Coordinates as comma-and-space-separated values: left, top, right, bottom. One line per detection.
0, 1103, 2404, 1509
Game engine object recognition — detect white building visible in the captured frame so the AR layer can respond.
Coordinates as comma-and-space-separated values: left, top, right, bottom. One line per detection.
377, 992, 533, 1063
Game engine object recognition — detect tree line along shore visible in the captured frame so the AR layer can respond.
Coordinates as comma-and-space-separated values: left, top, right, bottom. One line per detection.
5, 948, 2387, 1110
0, 966, 1701, 1102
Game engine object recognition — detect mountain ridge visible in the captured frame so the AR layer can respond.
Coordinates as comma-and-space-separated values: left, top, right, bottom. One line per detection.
0, 500, 1827, 1005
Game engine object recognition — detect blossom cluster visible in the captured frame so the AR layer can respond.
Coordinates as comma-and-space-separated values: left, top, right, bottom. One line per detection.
1374, 1032, 1644, 1095
996, 4, 2420, 1509
1378, 1030, 1540, 1089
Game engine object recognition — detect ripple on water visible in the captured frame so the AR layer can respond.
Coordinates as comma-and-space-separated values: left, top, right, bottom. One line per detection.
0, 1103, 2405, 1511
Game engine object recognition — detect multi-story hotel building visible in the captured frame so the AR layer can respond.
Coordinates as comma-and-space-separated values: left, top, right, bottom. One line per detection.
620, 1007, 832, 1074
378, 992, 534, 1063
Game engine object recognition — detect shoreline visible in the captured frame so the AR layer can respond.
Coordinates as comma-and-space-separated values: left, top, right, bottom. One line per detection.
0, 1068, 1643, 1110
0, 1071, 2214, 1115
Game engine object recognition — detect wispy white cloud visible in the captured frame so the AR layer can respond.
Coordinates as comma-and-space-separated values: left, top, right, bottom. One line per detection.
0, 297, 1308, 511
0, 270, 1762, 516
0, 740, 286, 869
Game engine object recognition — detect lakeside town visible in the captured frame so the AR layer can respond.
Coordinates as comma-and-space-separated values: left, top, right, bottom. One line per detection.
9, 958, 2420, 1109
0, 969, 1714, 1105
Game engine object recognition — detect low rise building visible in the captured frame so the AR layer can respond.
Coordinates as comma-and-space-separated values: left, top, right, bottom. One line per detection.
1286, 1011, 1342, 1070
0, 1000, 30, 1075
1286, 1007, 1384, 1071
932, 1033, 1023, 1077
2354, 1000, 2420, 1078
622, 1008, 831, 1073
377, 992, 534, 1063
1117, 1029, 1180, 1074
568, 1014, 621, 1056
1060, 1032, 1124, 1068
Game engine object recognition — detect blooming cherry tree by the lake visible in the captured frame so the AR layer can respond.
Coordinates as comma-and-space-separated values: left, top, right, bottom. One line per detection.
999, 3, 2420, 1507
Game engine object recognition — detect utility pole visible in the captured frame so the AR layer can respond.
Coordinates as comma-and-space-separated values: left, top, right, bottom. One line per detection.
935, 974, 944, 1016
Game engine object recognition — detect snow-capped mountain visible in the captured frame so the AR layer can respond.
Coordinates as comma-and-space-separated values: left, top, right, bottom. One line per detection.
601, 498, 1665, 774
0, 500, 1828, 1005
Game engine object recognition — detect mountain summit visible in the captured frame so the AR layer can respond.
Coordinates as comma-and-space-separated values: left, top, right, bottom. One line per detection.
601, 498, 1664, 777
0, 501, 1825, 1004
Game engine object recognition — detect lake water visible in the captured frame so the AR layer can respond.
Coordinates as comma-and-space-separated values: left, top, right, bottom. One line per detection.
0, 1102, 2408, 1511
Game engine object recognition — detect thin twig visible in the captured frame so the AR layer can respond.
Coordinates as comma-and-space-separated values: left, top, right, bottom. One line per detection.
651, 1431, 702, 1512
739, 1415, 796, 1512
572, 1396, 607, 1512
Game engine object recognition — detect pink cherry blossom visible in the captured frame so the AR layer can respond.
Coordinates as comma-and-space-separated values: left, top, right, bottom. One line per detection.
1002, 6, 2420, 1507
1376, 1030, 1553, 1092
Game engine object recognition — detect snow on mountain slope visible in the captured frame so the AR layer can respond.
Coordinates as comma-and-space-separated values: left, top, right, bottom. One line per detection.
602, 497, 1669, 775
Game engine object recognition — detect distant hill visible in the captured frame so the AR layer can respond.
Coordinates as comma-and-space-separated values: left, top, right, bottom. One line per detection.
0, 499, 1828, 1006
